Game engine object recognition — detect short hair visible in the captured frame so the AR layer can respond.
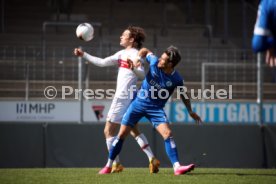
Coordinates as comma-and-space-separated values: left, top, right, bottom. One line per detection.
164, 45, 181, 67
127, 26, 146, 49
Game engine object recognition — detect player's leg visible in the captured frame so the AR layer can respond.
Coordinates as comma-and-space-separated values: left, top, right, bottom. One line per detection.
130, 125, 155, 160
130, 126, 160, 173
155, 123, 194, 175
104, 121, 123, 173
147, 108, 194, 175
105, 98, 125, 173
104, 121, 119, 156
99, 100, 143, 174
109, 124, 132, 160
155, 123, 178, 167
99, 124, 132, 174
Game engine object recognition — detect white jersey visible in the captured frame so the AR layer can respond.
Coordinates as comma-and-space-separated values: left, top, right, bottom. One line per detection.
83, 48, 145, 99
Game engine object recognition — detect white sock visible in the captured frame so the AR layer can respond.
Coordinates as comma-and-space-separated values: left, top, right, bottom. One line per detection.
106, 137, 120, 164
135, 133, 154, 161
173, 162, 181, 171
105, 158, 113, 168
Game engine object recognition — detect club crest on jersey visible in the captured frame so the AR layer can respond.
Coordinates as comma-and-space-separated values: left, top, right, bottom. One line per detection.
166, 81, 172, 87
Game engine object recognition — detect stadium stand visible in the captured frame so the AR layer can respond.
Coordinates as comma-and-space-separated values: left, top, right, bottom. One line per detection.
0, 0, 275, 100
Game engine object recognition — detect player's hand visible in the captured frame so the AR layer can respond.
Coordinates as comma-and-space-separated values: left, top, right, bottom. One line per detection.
74, 48, 84, 57
266, 48, 276, 67
127, 58, 142, 70
189, 111, 202, 124
134, 60, 142, 68
138, 48, 151, 58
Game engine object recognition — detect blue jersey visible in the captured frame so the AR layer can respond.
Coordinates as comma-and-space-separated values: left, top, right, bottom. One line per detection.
252, 0, 276, 52
121, 53, 184, 128
136, 54, 184, 108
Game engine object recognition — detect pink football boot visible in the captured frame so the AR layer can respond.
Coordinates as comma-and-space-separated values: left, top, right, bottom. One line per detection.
98, 166, 112, 174
174, 164, 195, 176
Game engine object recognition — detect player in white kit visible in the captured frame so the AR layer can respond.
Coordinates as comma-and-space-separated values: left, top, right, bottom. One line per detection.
74, 26, 160, 173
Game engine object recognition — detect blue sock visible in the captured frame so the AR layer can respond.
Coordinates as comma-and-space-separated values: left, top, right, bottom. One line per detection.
164, 137, 179, 165
109, 137, 124, 160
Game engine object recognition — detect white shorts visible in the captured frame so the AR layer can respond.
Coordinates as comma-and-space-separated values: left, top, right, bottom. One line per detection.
106, 97, 132, 124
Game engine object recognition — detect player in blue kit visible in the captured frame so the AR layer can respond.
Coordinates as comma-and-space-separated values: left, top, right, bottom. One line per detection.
252, 0, 276, 68
99, 46, 202, 175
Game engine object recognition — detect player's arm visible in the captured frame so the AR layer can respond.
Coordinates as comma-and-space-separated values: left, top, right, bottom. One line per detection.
252, 0, 272, 53
131, 60, 145, 79
251, 0, 276, 66
137, 48, 154, 64
179, 85, 202, 124
74, 48, 116, 67
128, 47, 153, 79
127, 57, 145, 79
138, 48, 152, 58
137, 47, 159, 66
252, 36, 273, 53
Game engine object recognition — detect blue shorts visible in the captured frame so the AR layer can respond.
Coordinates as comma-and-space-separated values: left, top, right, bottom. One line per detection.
121, 99, 168, 128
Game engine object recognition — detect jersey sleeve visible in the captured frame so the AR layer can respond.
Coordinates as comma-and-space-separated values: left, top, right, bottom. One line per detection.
145, 53, 159, 66
83, 52, 119, 67
252, 0, 273, 52
133, 65, 145, 79
175, 73, 184, 87
176, 78, 184, 90
132, 56, 146, 79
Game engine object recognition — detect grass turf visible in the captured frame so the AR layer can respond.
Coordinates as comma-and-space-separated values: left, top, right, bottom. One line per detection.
0, 168, 276, 184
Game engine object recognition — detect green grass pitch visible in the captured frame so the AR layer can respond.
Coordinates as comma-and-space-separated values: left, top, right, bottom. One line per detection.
0, 168, 276, 184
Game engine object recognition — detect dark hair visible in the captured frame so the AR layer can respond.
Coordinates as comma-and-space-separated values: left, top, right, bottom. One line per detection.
164, 46, 181, 67
127, 26, 146, 49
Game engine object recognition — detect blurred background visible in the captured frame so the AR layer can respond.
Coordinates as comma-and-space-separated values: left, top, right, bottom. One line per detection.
0, 0, 275, 169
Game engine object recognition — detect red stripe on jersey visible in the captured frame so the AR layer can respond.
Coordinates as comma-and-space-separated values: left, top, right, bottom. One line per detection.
118, 59, 130, 69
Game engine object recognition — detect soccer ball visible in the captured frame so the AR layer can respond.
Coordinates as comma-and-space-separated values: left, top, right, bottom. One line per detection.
76, 23, 94, 41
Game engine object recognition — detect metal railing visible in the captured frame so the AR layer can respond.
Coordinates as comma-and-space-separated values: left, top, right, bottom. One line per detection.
0, 45, 275, 100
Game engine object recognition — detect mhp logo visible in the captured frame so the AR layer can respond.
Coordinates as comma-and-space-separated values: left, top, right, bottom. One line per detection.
16, 102, 55, 114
